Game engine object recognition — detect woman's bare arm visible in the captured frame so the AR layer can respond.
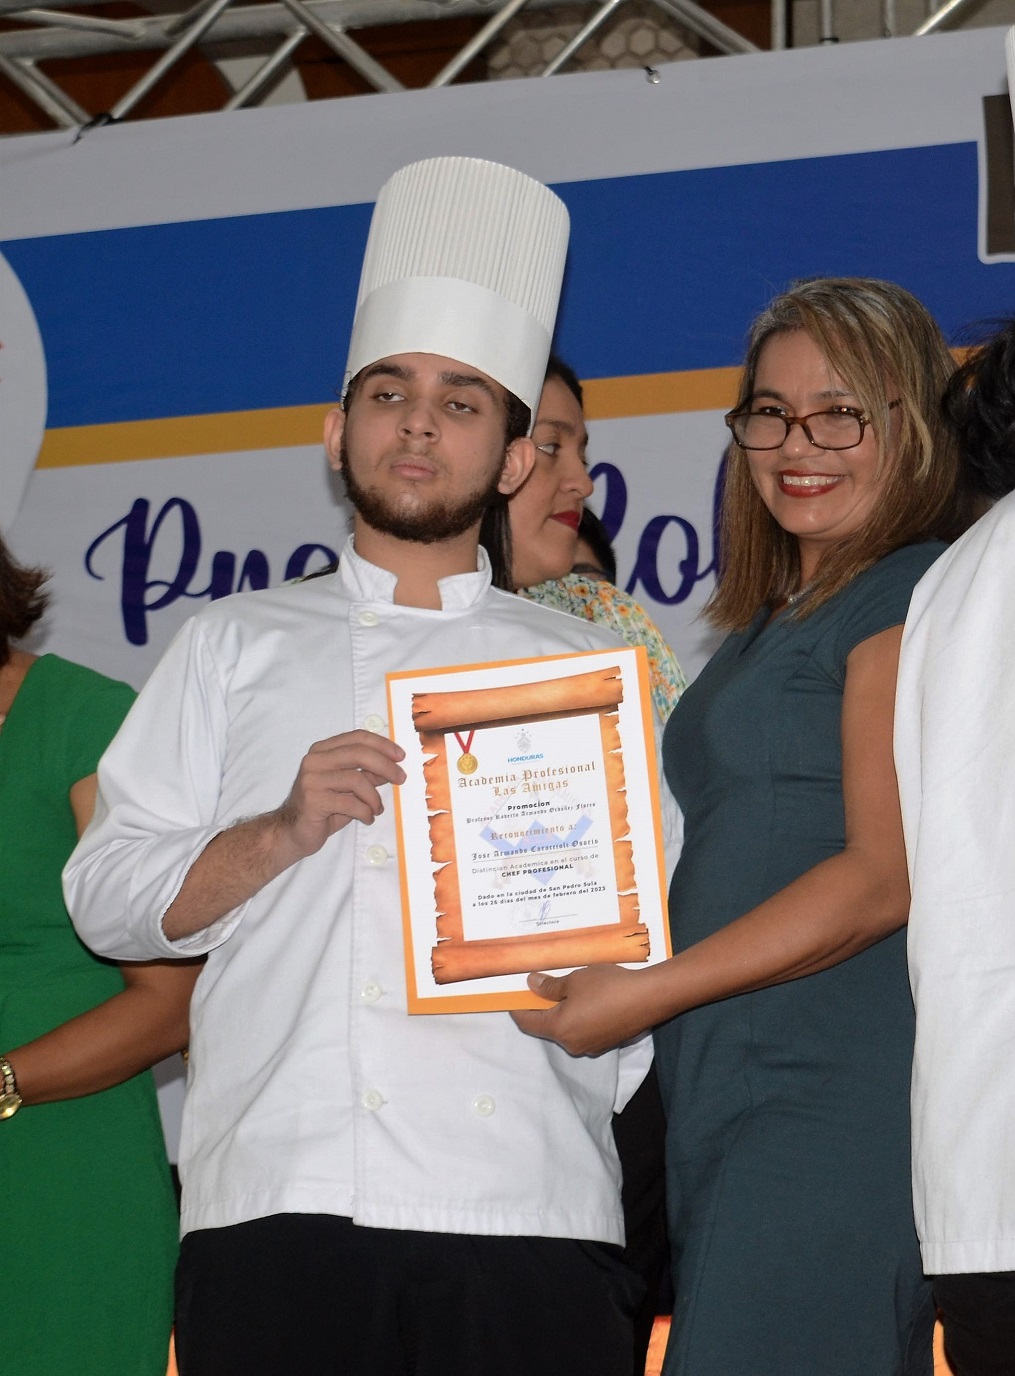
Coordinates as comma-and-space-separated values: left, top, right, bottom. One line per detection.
512, 625, 909, 1056
4, 773, 201, 1104
6, 958, 201, 1104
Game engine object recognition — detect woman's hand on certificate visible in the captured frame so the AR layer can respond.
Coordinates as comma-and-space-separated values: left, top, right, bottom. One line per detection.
511, 963, 665, 1056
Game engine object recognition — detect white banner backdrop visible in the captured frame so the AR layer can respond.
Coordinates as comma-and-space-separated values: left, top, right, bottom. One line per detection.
3, 27, 1014, 1149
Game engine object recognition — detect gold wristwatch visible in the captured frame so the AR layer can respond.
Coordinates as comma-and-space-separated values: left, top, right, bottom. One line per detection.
0, 1055, 22, 1120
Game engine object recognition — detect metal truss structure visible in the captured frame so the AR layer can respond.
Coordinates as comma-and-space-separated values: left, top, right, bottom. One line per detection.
0, 0, 995, 132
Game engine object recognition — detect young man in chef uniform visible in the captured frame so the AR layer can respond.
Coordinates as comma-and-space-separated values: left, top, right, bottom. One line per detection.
65, 156, 664, 1376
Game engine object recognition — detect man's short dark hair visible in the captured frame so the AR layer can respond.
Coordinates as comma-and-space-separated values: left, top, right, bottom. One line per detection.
502, 390, 532, 446
944, 319, 1015, 504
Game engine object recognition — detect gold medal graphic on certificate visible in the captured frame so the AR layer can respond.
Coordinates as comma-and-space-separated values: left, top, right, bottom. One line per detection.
454, 730, 478, 775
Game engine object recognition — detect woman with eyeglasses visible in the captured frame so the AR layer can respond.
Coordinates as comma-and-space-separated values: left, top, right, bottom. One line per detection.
514, 278, 968, 1375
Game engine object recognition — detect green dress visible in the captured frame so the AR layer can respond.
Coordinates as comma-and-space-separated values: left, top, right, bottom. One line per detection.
656, 545, 941, 1376
0, 655, 178, 1376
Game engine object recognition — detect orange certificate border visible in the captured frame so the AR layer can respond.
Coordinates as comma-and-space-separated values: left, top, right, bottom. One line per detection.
419, 667, 644, 984
386, 647, 672, 1014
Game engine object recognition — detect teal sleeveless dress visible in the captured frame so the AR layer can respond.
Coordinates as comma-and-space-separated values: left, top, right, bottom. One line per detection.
656, 545, 941, 1376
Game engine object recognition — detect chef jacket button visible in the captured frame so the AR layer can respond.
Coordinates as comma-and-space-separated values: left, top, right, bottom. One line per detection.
360, 981, 382, 1004
363, 714, 386, 733
366, 844, 388, 866
472, 1094, 496, 1118
358, 609, 379, 628
362, 1089, 384, 1112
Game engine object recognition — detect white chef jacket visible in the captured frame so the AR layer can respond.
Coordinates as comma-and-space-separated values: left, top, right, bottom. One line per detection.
895, 490, 1015, 1275
65, 541, 674, 1244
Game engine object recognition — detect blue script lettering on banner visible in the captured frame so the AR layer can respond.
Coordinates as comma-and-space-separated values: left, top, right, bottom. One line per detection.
591, 461, 629, 542
85, 497, 338, 645
84, 465, 723, 649
590, 460, 724, 606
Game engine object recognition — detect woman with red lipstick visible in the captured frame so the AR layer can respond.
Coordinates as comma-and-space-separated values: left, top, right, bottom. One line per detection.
482, 356, 687, 1369
514, 279, 967, 1375
483, 356, 688, 724
481, 354, 595, 589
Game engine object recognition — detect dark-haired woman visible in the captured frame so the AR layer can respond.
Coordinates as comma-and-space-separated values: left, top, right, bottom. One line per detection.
515, 279, 967, 1374
483, 355, 687, 724
480, 356, 685, 1367
0, 535, 200, 1375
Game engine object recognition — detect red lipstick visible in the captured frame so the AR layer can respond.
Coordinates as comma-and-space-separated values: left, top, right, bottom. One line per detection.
777, 471, 843, 498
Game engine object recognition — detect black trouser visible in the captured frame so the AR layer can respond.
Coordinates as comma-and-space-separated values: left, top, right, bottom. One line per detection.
175, 1213, 643, 1376
934, 1272, 1015, 1376
612, 1064, 672, 1370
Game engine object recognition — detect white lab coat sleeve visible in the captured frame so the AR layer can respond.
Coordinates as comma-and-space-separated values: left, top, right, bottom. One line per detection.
615, 1033, 654, 1113
63, 615, 249, 961
660, 780, 683, 882
897, 494, 1015, 1272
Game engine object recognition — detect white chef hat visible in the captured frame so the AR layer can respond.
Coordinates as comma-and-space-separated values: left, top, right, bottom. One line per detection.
344, 156, 570, 426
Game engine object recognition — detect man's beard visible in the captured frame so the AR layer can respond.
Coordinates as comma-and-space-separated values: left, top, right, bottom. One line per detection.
339, 434, 505, 545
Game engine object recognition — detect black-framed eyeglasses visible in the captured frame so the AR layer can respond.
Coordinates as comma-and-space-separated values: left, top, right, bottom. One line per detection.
725, 403, 897, 452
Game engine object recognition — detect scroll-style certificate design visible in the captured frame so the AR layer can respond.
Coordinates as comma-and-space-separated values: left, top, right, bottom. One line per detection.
386, 647, 671, 1013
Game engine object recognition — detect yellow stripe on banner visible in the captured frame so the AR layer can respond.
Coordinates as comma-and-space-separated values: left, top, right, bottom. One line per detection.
582, 351, 974, 421
35, 402, 334, 469
34, 368, 743, 469
583, 367, 742, 421
33, 350, 977, 471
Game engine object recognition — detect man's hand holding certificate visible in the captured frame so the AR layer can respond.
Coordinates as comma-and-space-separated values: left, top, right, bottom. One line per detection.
386, 647, 672, 1013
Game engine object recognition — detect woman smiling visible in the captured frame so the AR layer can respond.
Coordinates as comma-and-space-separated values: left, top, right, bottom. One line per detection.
514, 279, 967, 1376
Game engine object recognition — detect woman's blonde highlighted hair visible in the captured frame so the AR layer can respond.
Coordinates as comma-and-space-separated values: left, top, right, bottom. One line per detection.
707, 277, 966, 631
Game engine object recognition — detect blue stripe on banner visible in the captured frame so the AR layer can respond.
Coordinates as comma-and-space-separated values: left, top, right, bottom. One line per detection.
553, 142, 1009, 377
4, 141, 1013, 431
4, 203, 374, 427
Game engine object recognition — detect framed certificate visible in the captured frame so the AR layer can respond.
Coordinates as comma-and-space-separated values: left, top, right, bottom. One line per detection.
386, 647, 672, 1013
